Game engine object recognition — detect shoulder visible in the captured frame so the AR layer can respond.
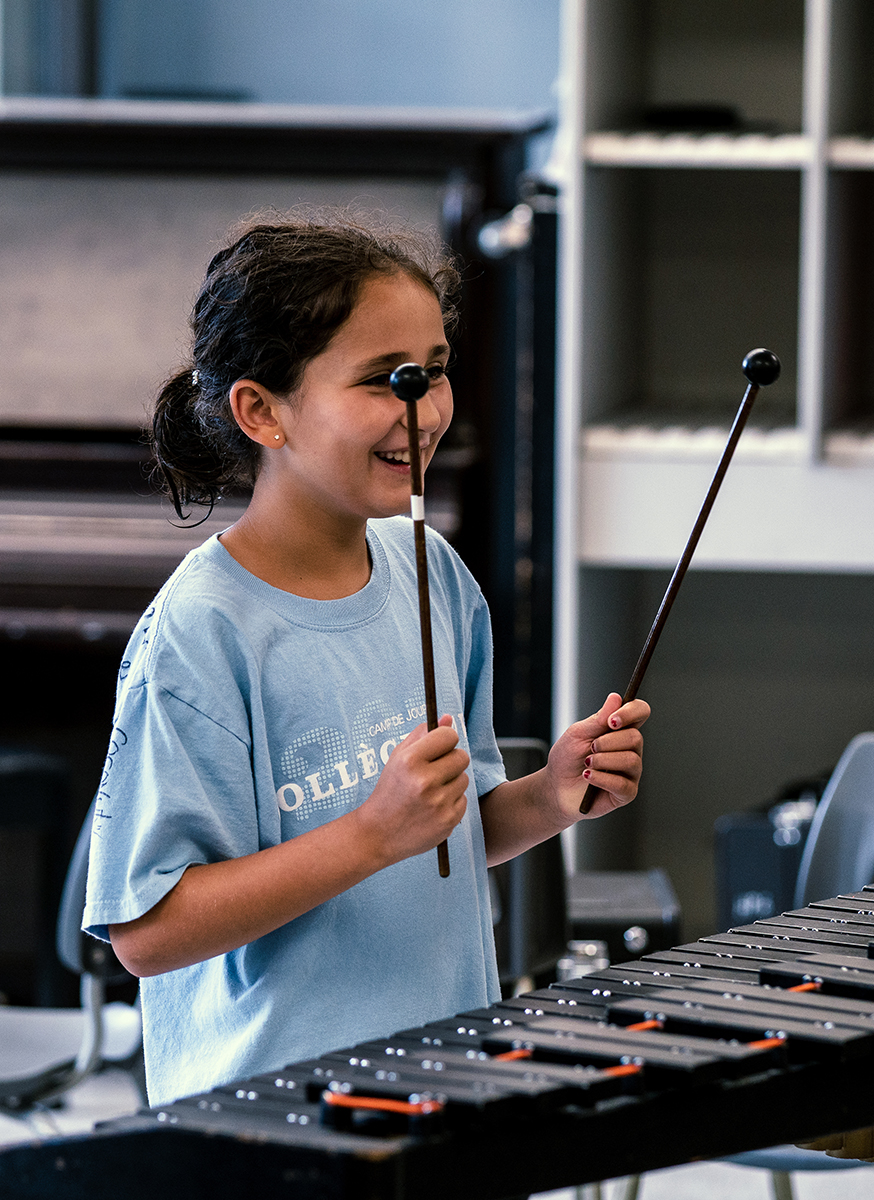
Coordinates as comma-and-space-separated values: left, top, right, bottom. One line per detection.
369, 517, 481, 593
368, 517, 489, 641
122, 536, 266, 684
157, 536, 256, 630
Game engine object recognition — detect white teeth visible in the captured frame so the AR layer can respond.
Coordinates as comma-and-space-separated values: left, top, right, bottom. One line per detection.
379, 450, 410, 464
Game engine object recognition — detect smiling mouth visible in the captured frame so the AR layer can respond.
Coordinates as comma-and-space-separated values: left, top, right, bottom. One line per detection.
375, 449, 411, 465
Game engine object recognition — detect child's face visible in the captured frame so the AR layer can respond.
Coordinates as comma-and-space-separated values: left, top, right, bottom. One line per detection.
272, 271, 453, 527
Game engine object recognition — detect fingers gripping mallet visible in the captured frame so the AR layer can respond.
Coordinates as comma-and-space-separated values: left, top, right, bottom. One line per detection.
390, 363, 450, 878
579, 349, 781, 814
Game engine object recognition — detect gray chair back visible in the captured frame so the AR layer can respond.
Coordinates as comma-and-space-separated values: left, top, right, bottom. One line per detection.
56, 797, 131, 983
794, 732, 874, 908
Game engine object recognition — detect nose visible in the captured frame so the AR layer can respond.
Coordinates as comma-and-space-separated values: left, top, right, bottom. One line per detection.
400, 385, 442, 437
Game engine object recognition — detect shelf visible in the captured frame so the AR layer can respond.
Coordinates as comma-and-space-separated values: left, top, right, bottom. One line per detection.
582, 423, 874, 466
577, 422, 874, 573
582, 424, 806, 462
577, 433, 874, 572
583, 132, 810, 169
829, 138, 874, 168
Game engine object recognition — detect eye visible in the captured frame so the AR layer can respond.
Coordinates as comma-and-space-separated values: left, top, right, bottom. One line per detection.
358, 363, 448, 389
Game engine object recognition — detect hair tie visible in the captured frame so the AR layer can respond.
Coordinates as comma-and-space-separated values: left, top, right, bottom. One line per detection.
191, 369, 200, 387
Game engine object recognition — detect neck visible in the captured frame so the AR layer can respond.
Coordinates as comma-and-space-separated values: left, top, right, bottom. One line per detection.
219, 488, 372, 600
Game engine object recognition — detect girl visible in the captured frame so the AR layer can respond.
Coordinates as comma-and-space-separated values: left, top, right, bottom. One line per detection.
83, 211, 649, 1107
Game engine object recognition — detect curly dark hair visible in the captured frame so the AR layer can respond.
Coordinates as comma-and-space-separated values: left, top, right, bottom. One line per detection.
151, 209, 461, 517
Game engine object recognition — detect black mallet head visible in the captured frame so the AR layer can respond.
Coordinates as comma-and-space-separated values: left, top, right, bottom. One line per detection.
390, 362, 430, 402
742, 348, 781, 387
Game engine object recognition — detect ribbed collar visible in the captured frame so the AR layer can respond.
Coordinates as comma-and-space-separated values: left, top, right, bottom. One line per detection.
199, 523, 392, 631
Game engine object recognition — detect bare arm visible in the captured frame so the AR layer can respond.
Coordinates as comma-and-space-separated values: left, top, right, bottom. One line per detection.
110, 717, 469, 976
480, 694, 650, 867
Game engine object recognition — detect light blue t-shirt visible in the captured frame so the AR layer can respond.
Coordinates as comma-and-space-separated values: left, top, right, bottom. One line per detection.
83, 517, 505, 1106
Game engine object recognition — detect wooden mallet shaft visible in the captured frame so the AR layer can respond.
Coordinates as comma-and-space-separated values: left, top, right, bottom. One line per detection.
580, 348, 781, 814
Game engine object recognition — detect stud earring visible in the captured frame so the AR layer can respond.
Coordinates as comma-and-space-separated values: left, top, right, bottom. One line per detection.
273, 434, 281, 441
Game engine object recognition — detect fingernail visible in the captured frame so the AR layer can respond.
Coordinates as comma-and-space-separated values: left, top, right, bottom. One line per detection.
583, 769, 591, 780
609, 716, 621, 729
585, 756, 593, 768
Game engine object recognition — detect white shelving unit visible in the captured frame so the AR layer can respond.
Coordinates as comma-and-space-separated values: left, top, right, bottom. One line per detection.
554, 0, 874, 736
551, 1, 874, 915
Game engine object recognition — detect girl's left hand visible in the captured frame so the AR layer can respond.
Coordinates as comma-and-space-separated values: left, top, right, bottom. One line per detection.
548, 692, 650, 820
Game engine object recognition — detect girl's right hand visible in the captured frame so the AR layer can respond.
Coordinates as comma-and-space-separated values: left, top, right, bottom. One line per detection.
355, 715, 469, 867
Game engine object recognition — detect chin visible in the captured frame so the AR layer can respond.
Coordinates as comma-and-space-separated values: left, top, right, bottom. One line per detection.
379, 502, 415, 520
369, 491, 416, 520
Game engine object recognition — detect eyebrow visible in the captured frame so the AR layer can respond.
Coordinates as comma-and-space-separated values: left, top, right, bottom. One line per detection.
355, 344, 450, 375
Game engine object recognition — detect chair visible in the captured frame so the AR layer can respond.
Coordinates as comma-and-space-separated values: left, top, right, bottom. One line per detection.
0, 797, 143, 1117
719, 732, 874, 1198
793, 732, 874, 907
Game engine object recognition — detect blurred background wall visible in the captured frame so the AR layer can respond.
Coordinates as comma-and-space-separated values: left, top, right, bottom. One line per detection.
1, 0, 561, 111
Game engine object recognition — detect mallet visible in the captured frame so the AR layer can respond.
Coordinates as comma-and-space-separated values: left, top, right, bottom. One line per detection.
580, 348, 781, 813
390, 362, 450, 878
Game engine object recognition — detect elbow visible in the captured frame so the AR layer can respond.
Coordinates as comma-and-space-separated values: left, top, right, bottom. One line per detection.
107, 867, 231, 975
109, 919, 173, 978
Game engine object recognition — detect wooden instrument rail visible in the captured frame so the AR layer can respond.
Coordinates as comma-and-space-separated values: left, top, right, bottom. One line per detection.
5, 889, 874, 1199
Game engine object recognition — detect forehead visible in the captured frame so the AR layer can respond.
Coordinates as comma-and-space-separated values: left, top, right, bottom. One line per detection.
328, 272, 447, 357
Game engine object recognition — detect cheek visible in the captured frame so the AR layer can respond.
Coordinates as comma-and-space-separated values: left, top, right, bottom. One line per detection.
437, 385, 454, 434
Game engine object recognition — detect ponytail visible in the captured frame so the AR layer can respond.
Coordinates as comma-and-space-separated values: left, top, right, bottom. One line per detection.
151, 368, 257, 519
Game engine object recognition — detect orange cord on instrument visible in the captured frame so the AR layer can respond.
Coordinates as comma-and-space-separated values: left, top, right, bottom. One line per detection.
494, 1047, 642, 1079
321, 1090, 444, 1117
622, 1017, 785, 1056
788, 981, 822, 992
745, 1037, 787, 1052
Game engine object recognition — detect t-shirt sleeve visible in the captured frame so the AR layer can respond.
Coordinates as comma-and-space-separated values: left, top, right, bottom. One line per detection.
82, 679, 258, 942
463, 593, 507, 799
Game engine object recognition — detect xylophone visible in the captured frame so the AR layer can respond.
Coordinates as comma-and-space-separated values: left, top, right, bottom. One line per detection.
6, 889, 874, 1199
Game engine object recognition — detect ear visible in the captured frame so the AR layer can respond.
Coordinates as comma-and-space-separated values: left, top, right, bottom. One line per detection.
228, 380, 285, 447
